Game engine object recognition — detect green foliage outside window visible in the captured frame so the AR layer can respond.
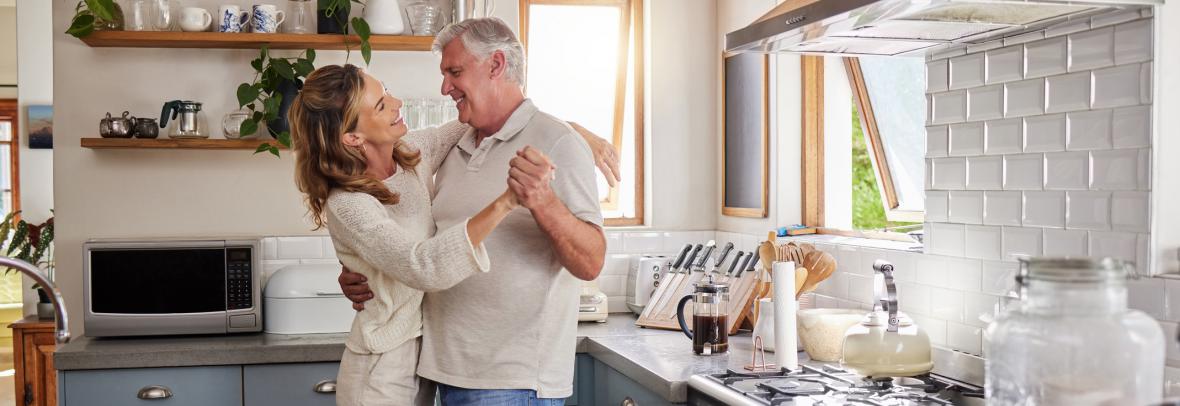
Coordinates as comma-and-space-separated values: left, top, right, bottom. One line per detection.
851, 101, 919, 231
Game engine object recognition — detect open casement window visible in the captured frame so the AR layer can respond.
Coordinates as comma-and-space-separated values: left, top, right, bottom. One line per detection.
519, 0, 644, 226
801, 57, 925, 241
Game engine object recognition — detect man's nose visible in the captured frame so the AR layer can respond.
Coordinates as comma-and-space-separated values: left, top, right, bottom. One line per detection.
440, 77, 453, 96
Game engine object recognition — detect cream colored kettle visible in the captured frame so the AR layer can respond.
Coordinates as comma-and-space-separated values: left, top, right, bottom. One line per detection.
840, 259, 933, 378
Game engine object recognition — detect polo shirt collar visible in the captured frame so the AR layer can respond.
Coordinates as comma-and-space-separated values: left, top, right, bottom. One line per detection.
456, 99, 538, 155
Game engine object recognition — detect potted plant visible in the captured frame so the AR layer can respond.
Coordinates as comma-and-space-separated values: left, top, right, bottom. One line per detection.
66, 0, 123, 38
0, 211, 55, 319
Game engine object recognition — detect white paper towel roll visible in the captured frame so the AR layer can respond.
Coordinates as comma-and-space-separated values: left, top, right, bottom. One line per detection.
772, 261, 799, 371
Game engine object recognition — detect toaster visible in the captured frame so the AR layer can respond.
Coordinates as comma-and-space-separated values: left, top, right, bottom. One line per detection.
626, 255, 670, 315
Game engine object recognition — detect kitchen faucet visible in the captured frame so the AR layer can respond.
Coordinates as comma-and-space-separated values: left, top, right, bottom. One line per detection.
0, 256, 69, 343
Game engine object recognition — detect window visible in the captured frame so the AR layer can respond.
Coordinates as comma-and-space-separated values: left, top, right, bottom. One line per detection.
0, 100, 21, 304
801, 56, 925, 239
520, 0, 644, 226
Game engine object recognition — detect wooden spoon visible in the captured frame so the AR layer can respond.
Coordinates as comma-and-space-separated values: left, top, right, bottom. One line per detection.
800, 251, 837, 295
794, 267, 809, 298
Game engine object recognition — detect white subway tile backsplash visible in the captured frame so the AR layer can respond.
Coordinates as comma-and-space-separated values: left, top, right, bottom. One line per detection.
1127, 277, 1167, 319
927, 125, 949, 158
930, 287, 966, 322
967, 40, 1005, 54
1088, 231, 1139, 262
276, 236, 324, 260
1043, 228, 1089, 256
846, 273, 875, 304
606, 232, 624, 252
927, 59, 950, 93
964, 225, 1003, 260
949, 123, 985, 156
1067, 109, 1113, 151
1167, 279, 1180, 322
1111, 191, 1150, 232
896, 281, 931, 316
1044, 151, 1089, 190
1024, 191, 1067, 228
1091, 148, 1140, 190
1004, 154, 1044, 190
1003, 31, 1045, 47
321, 238, 337, 259
986, 118, 1023, 155
986, 45, 1024, 84
262, 259, 300, 279
964, 292, 1001, 328
1002, 227, 1044, 260
1092, 10, 1140, 28
1026, 37, 1068, 78
932, 158, 967, 190
623, 232, 664, 253
1005, 79, 1046, 117
1045, 72, 1092, 113
927, 191, 949, 222
982, 260, 1020, 295
1111, 105, 1151, 148
949, 191, 984, 224
930, 46, 968, 61
912, 314, 949, 346
947, 322, 983, 355
1114, 19, 1152, 64
950, 53, 986, 90
969, 85, 1005, 121
1046, 19, 1092, 38
1024, 114, 1067, 153
967, 156, 1004, 190
262, 238, 278, 260
928, 223, 966, 257
1139, 148, 1151, 190
1093, 64, 1144, 108
985, 191, 1023, 226
1161, 321, 1180, 364
1140, 62, 1153, 104
932, 91, 968, 124
1137, 234, 1149, 271
1066, 191, 1111, 230
598, 275, 627, 297
1069, 27, 1115, 71
917, 254, 949, 287
945, 257, 984, 291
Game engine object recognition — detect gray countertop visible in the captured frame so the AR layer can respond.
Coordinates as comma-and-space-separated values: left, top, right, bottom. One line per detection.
54, 314, 765, 402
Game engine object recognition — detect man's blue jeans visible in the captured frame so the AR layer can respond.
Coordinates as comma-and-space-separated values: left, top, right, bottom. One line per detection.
437, 384, 566, 406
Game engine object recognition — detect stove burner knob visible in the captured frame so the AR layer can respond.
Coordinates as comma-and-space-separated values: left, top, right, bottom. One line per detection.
620, 397, 636, 406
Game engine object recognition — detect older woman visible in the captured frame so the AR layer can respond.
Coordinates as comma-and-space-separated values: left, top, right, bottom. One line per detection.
288, 64, 613, 405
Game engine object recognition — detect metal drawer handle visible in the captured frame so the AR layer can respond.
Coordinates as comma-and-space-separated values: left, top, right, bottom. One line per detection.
621, 397, 636, 406
137, 385, 173, 400
314, 379, 337, 394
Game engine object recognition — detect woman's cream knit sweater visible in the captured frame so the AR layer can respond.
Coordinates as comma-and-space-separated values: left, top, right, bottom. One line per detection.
325, 120, 489, 355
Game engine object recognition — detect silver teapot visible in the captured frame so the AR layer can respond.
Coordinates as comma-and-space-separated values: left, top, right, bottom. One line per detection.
99, 111, 136, 138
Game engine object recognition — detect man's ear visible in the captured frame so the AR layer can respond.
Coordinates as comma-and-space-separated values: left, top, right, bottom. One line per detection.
342, 132, 365, 147
489, 50, 507, 80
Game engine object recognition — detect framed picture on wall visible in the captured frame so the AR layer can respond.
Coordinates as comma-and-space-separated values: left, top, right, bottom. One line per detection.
721, 52, 769, 218
27, 105, 52, 149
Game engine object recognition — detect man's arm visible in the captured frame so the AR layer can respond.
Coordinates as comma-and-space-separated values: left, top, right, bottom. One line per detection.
509, 146, 606, 280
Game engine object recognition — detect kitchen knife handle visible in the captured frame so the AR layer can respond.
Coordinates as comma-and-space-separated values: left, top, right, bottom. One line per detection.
734, 252, 753, 277
694, 244, 716, 270
714, 242, 735, 267
742, 251, 761, 276
727, 251, 745, 275
670, 244, 692, 269
682, 244, 704, 271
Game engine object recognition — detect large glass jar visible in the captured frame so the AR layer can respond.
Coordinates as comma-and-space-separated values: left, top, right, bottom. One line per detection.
985, 257, 1164, 405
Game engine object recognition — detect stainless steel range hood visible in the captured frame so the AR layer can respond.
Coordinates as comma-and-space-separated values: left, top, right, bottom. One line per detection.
726, 0, 1156, 57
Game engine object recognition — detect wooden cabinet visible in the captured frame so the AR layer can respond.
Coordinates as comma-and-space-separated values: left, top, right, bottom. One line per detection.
60, 366, 242, 406
243, 362, 339, 406
11, 317, 57, 406
593, 358, 677, 406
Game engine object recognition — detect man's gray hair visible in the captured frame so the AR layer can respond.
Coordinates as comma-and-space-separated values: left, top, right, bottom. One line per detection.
432, 17, 526, 85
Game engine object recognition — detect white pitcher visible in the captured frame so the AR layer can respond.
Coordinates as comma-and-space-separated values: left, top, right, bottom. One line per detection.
363, 0, 405, 35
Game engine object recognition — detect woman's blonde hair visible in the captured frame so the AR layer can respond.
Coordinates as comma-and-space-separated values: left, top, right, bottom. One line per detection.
289, 64, 421, 229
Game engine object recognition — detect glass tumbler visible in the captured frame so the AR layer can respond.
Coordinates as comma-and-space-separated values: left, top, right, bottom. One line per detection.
126, 0, 150, 31
152, 0, 173, 31
286, 0, 316, 34
406, 2, 439, 36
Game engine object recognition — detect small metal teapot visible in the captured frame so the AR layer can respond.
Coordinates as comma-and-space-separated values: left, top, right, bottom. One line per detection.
99, 111, 136, 138
133, 118, 160, 139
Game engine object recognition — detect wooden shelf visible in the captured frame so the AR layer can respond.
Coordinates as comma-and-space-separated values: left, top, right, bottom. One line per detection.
78, 31, 434, 51
81, 137, 287, 150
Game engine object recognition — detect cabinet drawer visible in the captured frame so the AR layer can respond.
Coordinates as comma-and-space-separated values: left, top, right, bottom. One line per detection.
594, 359, 676, 406
244, 362, 339, 406
61, 366, 241, 406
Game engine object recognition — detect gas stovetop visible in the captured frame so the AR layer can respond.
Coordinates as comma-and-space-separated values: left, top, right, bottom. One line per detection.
686, 364, 984, 405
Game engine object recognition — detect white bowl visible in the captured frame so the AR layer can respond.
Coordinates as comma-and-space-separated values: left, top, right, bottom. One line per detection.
797, 308, 865, 362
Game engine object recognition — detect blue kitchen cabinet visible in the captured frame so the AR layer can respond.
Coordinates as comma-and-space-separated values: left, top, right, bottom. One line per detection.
59, 365, 242, 406
243, 362, 340, 406
592, 359, 677, 406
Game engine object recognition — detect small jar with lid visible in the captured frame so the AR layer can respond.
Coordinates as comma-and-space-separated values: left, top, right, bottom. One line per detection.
984, 257, 1164, 405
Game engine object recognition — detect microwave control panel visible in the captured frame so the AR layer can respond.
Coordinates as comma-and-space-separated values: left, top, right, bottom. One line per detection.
227, 247, 253, 310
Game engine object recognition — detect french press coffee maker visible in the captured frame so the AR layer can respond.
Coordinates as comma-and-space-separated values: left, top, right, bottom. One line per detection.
160, 100, 208, 138
676, 279, 730, 355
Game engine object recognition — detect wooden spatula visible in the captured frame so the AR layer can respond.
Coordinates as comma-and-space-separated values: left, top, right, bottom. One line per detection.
799, 251, 836, 295
794, 267, 809, 298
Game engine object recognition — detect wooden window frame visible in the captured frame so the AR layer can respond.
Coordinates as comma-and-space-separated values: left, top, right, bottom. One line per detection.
0, 99, 21, 221
519, 0, 645, 227
800, 58, 923, 238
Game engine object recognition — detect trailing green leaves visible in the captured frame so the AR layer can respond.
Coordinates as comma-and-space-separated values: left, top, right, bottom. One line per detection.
66, 0, 119, 38
351, 17, 373, 66
236, 48, 316, 158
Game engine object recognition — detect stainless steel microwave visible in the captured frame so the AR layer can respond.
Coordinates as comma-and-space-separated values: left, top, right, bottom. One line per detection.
83, 239, 262, 337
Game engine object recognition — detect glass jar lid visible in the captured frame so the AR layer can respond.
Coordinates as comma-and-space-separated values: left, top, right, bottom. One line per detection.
1019, 257, 1137, 284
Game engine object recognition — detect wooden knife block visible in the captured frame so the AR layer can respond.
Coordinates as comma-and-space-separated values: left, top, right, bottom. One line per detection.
635, 269, 762, 335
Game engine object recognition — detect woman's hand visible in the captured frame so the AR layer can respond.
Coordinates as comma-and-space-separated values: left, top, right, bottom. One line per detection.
569, 122, 621, 187
508, 146, 557, 211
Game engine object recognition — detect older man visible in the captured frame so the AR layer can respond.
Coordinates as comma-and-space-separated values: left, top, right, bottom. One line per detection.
339, 17, 607, 404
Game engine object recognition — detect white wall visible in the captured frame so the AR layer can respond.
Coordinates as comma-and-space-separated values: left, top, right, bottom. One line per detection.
822, 56, 851, 229
0, 6, 15, 88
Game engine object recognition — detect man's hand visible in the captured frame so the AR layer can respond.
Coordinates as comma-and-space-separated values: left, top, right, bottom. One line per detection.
508, 146, 558, 211
569, 122, 621, 188
338, 266, 374, 311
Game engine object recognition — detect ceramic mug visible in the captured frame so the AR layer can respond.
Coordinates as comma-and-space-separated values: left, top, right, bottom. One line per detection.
178, 7, 212, 32
217, 5, 250, 33
251, 4, 285, 33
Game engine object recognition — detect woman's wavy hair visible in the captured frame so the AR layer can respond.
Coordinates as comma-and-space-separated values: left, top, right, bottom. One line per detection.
289, 64, 421, 229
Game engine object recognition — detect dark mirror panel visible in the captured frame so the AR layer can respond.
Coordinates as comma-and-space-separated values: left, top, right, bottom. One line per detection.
90, 249, 226, 314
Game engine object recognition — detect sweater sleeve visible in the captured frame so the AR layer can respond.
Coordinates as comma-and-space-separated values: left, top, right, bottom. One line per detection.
326, 192, 491, 292
400, 120, 469, 174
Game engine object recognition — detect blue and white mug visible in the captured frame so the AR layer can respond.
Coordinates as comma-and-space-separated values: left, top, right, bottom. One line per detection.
217, 5, 250, 33
251, 4, 285, 33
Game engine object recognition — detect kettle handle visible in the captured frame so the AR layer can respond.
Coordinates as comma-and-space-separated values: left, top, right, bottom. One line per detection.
675, 294, 694, 340
872, 260, 900, 333
160, 101, 180, 128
